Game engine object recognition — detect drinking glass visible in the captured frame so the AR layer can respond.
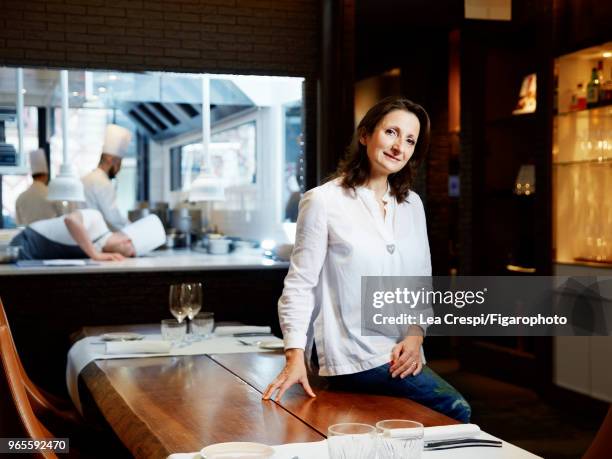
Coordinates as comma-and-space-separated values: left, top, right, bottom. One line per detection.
192, 312, 214, 339
161, 319, 187, 342
376, 419, 424, 459
182, 282, 203, 321
327, 423, 377, 459
169, 284, 189, 323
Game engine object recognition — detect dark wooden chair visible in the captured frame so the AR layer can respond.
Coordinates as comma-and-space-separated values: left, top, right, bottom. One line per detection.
583, 404, 612, 459
1, 300, 134, 459
0, 299, 81, 429
1, 325, 58, 459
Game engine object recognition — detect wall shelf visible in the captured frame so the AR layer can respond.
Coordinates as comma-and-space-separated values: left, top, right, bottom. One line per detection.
556, 104, 612, 117
553, 157, 612, 166
553, 42, 612, 268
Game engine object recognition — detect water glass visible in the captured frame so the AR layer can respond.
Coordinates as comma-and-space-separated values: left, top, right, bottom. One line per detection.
161, 319, 187, 342
327, 423, 377, 459
376, 419, 424, 459
192, 312, 214, 339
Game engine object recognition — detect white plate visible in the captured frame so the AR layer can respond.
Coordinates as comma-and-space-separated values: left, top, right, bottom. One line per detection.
258, 340, 284, 350
200, 442, 275, 458
100, 332, 144, 342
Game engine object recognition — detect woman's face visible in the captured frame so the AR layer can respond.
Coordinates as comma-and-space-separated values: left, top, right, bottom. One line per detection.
360, 109, 420, 177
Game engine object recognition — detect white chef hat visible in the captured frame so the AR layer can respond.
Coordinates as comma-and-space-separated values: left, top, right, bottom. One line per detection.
102, 124, 132, 157
121, 214, 166, 256
29, 148, 48, 175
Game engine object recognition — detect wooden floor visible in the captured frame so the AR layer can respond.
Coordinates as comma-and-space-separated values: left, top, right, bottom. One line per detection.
431, 360, 607, 459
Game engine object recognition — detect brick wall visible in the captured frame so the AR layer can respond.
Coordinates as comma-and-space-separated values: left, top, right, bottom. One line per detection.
0, 0, 319, 77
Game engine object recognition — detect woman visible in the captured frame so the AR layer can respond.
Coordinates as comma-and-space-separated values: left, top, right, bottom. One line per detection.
262, 96, 471, 423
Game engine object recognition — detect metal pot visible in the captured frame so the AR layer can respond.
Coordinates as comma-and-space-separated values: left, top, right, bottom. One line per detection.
171, 207, 192, 233
128, 208, 150, 222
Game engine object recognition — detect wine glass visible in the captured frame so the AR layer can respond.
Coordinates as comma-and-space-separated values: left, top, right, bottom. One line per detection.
169, 284, 189, 323
182, 282, 202, 323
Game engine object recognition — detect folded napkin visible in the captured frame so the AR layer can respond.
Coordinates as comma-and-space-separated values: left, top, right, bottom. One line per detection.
423, 424, 481, 441
214, 325, 272, 336
43, 259, 88, 266
105, 340, 172, 355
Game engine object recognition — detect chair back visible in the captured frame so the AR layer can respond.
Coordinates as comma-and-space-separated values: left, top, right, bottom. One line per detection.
0, 325, 58, 459
0, 298, 60, 412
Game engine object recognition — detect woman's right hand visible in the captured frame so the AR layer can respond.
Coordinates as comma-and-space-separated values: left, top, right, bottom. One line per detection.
262, 348, 316, 401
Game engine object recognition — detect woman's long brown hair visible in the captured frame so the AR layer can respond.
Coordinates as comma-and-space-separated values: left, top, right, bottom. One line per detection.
333, 96, 430, 203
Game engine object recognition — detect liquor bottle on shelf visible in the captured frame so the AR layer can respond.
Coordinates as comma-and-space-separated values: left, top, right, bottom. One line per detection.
601, 67, 612, 106
571, 83, 587, 111
586, 67, 600, 108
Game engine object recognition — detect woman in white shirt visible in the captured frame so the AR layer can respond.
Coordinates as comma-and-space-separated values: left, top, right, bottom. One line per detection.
263, 96, 471, 422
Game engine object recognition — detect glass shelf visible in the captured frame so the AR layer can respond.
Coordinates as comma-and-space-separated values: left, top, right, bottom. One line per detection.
556, 105, 612, 117
553, 157, 612, 166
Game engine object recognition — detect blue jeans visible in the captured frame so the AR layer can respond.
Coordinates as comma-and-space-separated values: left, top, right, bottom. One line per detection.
326, 363, 471, 423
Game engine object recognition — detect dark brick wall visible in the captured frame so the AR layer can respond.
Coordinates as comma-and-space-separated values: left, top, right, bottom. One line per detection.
0, 0, 319, 77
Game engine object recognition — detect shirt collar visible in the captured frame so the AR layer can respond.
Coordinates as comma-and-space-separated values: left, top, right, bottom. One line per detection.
356, 182, 392, 202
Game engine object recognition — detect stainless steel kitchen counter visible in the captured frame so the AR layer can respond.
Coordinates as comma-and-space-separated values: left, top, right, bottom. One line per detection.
0, 248, 289, 276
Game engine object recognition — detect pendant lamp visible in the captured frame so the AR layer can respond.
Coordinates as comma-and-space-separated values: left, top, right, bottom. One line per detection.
47, 70, 85, 202
188, 75, 225, 203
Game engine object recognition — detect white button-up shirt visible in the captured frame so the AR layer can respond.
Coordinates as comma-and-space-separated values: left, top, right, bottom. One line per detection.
279, 178, 432, 376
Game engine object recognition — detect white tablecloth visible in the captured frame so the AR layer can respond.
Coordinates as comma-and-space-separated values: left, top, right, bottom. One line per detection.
168, 432, 542, 459
66, 333, 281, 413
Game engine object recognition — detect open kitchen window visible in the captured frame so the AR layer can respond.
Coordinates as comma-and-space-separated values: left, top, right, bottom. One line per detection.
0, 67, 304, 243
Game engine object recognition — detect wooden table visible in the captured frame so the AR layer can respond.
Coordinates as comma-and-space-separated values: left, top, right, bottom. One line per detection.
76, 325, 457, 459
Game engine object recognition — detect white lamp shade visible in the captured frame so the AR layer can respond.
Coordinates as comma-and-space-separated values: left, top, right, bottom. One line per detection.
47, 164, 85, 202
188, 173, 225, 202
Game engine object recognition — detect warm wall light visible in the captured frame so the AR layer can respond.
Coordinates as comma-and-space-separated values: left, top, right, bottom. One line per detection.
514, 165, 535, 195
465, 0, 511, 20
603, 52, 612, 58
513, 74, 537, 115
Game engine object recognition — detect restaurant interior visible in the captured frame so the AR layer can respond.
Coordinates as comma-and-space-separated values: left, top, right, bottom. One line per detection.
0, 0, 611, 458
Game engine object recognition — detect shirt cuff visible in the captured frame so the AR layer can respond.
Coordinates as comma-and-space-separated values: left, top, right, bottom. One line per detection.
283, 331, 307, 350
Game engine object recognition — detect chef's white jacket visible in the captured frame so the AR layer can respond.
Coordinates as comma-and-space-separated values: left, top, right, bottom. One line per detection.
15, 181, 60, 225
82, 168, 128, 231
279, 178, 432, 376
29, 209, 112, 251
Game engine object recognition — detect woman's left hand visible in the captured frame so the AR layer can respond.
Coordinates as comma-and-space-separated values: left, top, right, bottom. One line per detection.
390, 335, 424, 378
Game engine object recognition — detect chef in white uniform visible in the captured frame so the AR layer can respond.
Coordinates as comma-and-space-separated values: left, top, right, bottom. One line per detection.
82, 124, 131, 231
9, 210, 166, 261
15, 149, 60, 225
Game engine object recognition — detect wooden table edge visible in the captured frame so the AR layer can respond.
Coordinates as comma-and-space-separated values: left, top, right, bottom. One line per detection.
81, 361, 171, 459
